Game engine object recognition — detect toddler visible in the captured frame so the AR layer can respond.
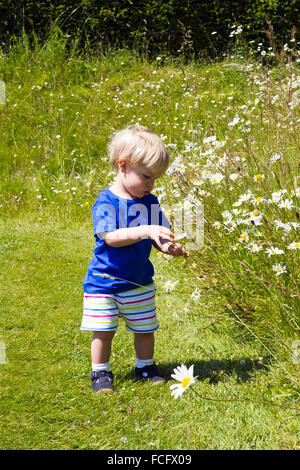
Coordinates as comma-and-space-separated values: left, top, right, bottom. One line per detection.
81, 125, 189, 393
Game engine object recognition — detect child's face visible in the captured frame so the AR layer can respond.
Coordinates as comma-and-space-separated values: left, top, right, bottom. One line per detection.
120, 161, 158, 199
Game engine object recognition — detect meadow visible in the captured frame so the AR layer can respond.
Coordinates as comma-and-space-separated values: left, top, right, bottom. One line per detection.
0, 33, 299, 450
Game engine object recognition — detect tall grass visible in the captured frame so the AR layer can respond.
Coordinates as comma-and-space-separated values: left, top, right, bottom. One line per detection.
0, 32, 299, 371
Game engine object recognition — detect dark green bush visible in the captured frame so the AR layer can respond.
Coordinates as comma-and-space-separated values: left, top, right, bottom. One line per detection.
0, 0, 298, 57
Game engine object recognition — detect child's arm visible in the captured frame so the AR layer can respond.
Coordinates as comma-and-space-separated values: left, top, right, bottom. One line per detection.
99, 225, 175, 249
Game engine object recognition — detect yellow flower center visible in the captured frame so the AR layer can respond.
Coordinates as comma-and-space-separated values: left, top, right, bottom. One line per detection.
255, 174, 262, 179
253, 211, 260, 216
181, 377, 191, 388
241, 233, 248, 239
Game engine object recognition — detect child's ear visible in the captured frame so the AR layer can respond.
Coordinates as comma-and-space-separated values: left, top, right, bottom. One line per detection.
118, 158, 127, 173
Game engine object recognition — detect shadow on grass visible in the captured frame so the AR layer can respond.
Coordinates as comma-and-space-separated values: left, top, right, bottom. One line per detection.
122, 357, 270, 385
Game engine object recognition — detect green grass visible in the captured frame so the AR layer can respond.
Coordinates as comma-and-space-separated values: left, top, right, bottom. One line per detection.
0, 35, 299, 449
0, 220, 299, 450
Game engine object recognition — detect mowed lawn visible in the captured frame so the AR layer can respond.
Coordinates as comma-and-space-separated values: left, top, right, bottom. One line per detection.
0, 219, 299, 450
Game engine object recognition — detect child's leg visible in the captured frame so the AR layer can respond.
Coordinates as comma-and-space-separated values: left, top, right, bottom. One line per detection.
91, 330, 115, 366
90, 331, 115, 394
134, 332, 164, 384
134, 332, 154, 361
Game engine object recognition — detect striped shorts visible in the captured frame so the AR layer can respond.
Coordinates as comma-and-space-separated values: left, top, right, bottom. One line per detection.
81, 283, 159, 333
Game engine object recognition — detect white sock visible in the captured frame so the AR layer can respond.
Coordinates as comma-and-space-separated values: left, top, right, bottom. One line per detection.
136, 357, 154, 369
92, 362, 110, 372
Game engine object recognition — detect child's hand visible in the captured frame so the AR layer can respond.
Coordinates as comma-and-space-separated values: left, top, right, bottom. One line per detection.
159, 239, 190, 258
141, 226, 189, 258
145, 225, 175, 249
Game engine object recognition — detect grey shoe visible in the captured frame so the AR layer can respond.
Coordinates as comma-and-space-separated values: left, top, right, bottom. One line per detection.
135, 364, 165, 385
90, 370, 114, 394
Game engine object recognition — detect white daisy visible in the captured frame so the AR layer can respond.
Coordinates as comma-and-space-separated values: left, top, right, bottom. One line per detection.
209, 173, 224, 184
271, 190, 285, 203
224, 219, 236, 231
278, 198, 294, 210
239, 232, 249, 242
181, 199, 193, 209
249, 209, 263, 225
232, 208, 242, 216
251, 195, 266, 205
250, 209, 263, 219
287, 242, 300, 250
222, 209, 234, 219
213, 221, 221, 229
274, 220, 292, 232
253, 230, 263, 237
247, 243, 263, 252
266, 246, 285, 257
217, 155, 227, 166
170, 364, 196, 399
163, 280, 179, 292
203, 135, 216, 144
270, 153, 281, 163
239, 190, 253, 203
202, 169, 211, 179
272, 263, 287, 276
191, 288, 201, 300
228, 115, 240, 127
253, 173, 265, 182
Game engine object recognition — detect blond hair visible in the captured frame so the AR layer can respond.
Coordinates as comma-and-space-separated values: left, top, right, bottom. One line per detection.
108, 125, 169, 177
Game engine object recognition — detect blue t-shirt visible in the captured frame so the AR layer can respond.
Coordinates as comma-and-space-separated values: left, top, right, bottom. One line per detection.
83, 188, 171, 294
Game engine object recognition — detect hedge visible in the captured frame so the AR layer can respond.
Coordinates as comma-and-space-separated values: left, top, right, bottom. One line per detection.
0, 0, 298, 56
